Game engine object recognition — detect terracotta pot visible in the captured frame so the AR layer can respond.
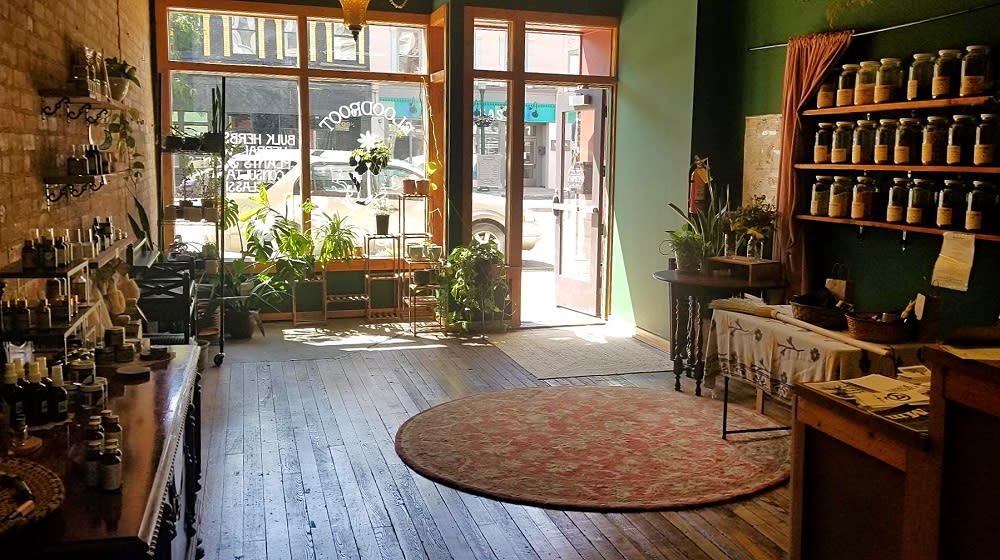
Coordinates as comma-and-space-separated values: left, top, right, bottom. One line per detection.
403, 179, 417, 195
416, 179, 431, 195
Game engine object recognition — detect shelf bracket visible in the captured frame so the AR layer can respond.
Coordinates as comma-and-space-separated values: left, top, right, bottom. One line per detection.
900, 230, 908, 252
40, 96, 71, 119
856, 225, 865, 241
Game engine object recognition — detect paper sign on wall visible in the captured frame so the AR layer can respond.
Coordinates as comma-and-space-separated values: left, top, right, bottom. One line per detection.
931, 232, 975, 292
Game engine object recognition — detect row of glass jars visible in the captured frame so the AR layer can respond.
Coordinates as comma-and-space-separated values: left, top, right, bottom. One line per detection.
810, 175, 998, 231
816, 46, 992, 108
814, 114, 998, 166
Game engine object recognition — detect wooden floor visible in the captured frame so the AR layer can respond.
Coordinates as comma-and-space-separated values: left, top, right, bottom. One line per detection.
198, 323, 791, 560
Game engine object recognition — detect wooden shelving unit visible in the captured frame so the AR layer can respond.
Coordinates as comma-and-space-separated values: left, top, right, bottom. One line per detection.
802, 95, 995, 117
796, 214, 1000, 242
795, 163, 1000, 174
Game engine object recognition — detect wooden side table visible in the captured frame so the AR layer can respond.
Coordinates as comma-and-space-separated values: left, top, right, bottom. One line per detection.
652, 269, 784, 396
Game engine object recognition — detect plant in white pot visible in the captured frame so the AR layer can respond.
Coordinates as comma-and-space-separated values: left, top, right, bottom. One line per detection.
104, 57, 140, 101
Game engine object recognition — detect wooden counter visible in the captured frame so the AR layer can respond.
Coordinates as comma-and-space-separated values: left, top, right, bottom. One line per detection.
1, 345, 202, 559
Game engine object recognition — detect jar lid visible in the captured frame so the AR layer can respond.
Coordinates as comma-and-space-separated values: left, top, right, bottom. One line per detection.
879, 118, 899, 125
879, 58, 901, 64
899, 117, 922, 125
818, 122, 836, 128
105, 439, 120, 450
973, 181, 996, 188
913, 53, 936, 59
927, 115, 950, 123
913, 178, 935, 186
893, 177, 910, 184
860, 60, 881, 66
981, 114, 997, 120
856, 176, 875, 183
953, 114, 977, 122
82, 383, 103, 393
86, 440, 103, 449
87, 417, 102, 425
944, 179, 966, 186
842, 63, 861, 70
835, 121, 856, 127
816, 176, 834, 181
938, 49, 963, 56
966, 45, 990, 52
833, 176, 854, 182
856, 120, 876, 126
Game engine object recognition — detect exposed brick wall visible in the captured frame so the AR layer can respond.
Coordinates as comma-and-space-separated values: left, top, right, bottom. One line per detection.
0, 0, 155, 279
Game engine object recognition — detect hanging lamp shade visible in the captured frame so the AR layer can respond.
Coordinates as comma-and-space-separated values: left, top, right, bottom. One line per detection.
340, 0, 370, 42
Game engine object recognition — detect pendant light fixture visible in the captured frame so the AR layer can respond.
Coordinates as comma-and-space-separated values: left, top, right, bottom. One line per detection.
340, 0, 409, 43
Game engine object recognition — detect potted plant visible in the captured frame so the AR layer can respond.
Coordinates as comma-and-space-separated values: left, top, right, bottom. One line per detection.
438, 240, 510, 332
200, 86, 225, 153
104, 57, 139, 101
723, 194, 779, 260
315, 211, 358, 262
667, 158, 731, 258
662, 225, 706, 272
374, 201, 392, 236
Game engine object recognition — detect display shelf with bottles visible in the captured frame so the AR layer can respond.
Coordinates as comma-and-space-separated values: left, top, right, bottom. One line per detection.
796, 163, 1000, 174
803, 94, 995, 117
795, 214, 1000, 242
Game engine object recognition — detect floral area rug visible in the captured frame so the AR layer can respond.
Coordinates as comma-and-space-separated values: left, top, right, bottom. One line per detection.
395, 386, 790, 511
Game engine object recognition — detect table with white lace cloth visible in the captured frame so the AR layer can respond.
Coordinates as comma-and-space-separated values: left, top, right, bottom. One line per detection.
704, 308, 922, 402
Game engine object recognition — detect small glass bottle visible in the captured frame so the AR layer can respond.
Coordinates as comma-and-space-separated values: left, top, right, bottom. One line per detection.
887, 177, 910, 223
852, 120, 877, 164
84, 440, 103, 488
814, 122, 835, 163
895, 118, 923, 164
837, 64, 860, 106
851, 176, 877, 220
85, 415, 105, 446
932, 49, 963, 99
966, 181, 993, 231
875, 119, 898, 164
102, 412, 124, 453
810, 176, 832, 216
829, 176, 853, 218
975, 113, 997, 166
100, 439, 123, 492
35, 298, 52, 330
908, 53, 936, 100
921, 116, 950, 165
874, 58, 904, 103
47, 364, 68, 424
20, 239, 36, 271
832, 121, 855, 163
960, 45, 992, 97
66, 145, 88, 175
937, 179, 966, 229
816, 74, 837, 108
854, 61, 880, 105
907, 178, 935, 225
947, 114, 978, 165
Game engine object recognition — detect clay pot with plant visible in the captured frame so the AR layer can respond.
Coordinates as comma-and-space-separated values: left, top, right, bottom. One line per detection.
661, 225, 706, 272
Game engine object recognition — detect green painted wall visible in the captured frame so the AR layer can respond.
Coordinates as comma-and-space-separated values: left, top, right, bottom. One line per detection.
693, 0, 1000, 336
609, 0, 698, 338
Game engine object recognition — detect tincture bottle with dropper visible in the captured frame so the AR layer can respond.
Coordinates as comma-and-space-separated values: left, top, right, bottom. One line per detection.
48, 364, 69, 424
100, 438, 123, 492
24, 362, 50, 427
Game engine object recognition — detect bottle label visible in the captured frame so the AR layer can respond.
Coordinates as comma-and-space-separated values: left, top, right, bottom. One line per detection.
813, 145, 830, 163
887, 205, 905, 223
974, 144, 995, 166
854, 84, 875, 105
932, 76, 951, 97
829, 193, 850, 217
894, 145, 912, 164
817, 91, 835, 108
875, 145, 890, 163
851, 199, 869, 219
907, 79, 919, 100
874, 84, 894, 103
960, 75, 986, 96
966, 211, 983, 231
84, 459, 100, 487
937, 207, 954, 227
100, 462, 122, 491
831, 148, 849, 163
947, 145, 964, 165
13, 401, 24, 416
907, 207, 924, 224
836, 88, 854, 106
810, 193, 830, 216
57, 400, 68, 414
921, 143, 942, 165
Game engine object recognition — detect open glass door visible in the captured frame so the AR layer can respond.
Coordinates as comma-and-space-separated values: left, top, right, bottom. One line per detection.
552, 88, 607, 317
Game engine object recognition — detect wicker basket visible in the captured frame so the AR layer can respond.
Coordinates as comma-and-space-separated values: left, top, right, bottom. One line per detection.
846, 312, 915, 344
790, 300, 847, 330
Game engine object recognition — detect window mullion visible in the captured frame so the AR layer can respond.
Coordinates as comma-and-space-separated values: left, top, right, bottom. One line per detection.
298, 13, 312, 230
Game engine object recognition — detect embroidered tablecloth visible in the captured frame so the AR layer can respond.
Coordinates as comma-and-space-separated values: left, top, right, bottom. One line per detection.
705, 308, 921, 402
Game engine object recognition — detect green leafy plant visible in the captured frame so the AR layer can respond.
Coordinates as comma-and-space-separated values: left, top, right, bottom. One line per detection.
667, 180, 731, 258
661, 225, 706, 271
315, 212, 358, 262
105, 57, 140, 87
349, 131, 392, 189
438, 240, 510, 332
724, 194, 779, 246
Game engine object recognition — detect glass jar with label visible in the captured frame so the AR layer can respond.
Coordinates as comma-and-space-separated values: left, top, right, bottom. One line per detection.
874, 58, 904, 103
908, 53, 936, 100
975, 113, 997, 166
837, 64, 860, 106
814, 123, 835, 163
932, 49, 963, 99
832, 121, 855, 163
966, 181, 993, 231
810, 176, 833, 216
947, 114, 977, 165
921, 116, 949, 165
874, 119, 898, 164
829, 176, 853, 218
895, 118, 922, 164
852, 120, 876, 164
937, 179, 966, 229
907, 178, 935, 225
851, 176, 877, 219
886, 177, 910, 223
854, 61, 880, 105
960, 45, 991, 97
816, 74, 837, 108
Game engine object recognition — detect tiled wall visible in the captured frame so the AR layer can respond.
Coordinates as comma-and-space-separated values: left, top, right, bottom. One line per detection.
0, 0, 155, 283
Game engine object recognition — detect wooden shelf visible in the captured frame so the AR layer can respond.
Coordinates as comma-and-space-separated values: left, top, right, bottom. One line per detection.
43, 171, 128, 185
795, 163, 1000, 174
802, 95, 995, 116
0, 259, 88, 279
796, 214, 1000, 242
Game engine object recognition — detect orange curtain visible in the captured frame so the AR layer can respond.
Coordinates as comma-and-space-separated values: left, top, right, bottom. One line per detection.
775, 31, 852, 295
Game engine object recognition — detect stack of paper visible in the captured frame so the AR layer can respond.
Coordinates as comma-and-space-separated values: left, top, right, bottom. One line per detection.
837, 374, 930, 411
897, 365, 932, 386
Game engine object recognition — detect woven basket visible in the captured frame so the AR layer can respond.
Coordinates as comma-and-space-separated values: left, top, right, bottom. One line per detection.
0, 458, 65, 535
790, 300, 847, 330
846, 312, 915, 344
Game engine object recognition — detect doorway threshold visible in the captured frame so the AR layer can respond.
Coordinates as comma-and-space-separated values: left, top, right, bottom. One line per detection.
518, 307, 605, 330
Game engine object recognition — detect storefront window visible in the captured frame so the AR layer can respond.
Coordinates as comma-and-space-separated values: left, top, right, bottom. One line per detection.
525, 23, 614, 77
167, 9, 298, 67
474, 20, 509, 72
471, 80, 510, 249
306, 19, 426, 73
